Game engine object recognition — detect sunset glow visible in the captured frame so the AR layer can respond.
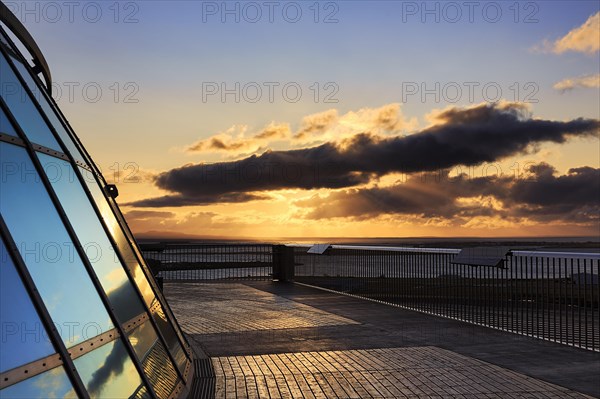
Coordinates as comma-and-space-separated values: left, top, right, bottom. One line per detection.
13, 1, 599, 239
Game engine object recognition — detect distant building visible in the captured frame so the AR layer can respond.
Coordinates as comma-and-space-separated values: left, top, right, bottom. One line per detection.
0, 3, 193, 398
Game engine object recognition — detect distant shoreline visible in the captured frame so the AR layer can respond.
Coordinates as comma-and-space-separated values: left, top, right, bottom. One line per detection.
137, 236, 600, 251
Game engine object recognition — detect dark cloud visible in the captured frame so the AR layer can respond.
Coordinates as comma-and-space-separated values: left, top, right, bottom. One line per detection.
87, 341, 129, 397
126, 192, 268, 208
298, 164, 600, 224
135, 103, 598, 207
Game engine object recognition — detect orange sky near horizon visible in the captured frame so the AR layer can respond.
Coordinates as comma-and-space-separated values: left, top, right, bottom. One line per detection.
21, 3, 599, 240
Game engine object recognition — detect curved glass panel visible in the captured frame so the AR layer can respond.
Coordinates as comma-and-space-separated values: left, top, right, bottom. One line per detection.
0, 105, 18, 136
38, 154, 145, 324
0, 365, 75, 398
128, 320, 180, 399
9, 55, 87, 165
73, 339, 148, 399
79, 167, 189, 373
149, 299, 187, 374
0, 51, 61, 150
0, 238, 55, 373
0, 142, 113, 347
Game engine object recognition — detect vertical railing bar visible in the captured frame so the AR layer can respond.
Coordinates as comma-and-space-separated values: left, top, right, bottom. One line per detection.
519, 255, 524, 337
561, 257, 565, 345
590, 260, 600, 350
552, 257, 556, 344
584, 259, 588, 349
536, 256, 540, 339
525, 255, 528, 336
542, 256, 546, 340
545, 256, 549, 341
569, 259, 575, 345
578, 258, 582, 348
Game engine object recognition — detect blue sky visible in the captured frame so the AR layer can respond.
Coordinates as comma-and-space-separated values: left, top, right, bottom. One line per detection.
7, 0, 600, 238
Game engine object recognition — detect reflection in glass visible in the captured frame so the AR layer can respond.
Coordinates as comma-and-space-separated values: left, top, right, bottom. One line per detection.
9, 55, 87, 164
0, 239, 55, 373
0, 143, 113, 347
128, 321, 179, 399
0, 366, 76, 398
78, 168, 156, 306
149, 300, 187, 374
79, 167, 189, 373
0, 105, 18, 136
73, 339, 148, 399
0, 51, 61, 150
108, 198, 189, 353
38, 154, 145, 324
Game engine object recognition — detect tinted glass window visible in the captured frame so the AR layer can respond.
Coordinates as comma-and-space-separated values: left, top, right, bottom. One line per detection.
78, 168, 156, 304
38, 154, 145, 324
0, 366, 76, 398
0, 238, 55, 372
0, 105, 18, 136
10, 55, 87, 165
0, 52, 61, 150
79, 167, 189, 373
128, 320, 179, 399
149, 299, 187, 374
0, 142, 113, 347
74, 339, 148, 399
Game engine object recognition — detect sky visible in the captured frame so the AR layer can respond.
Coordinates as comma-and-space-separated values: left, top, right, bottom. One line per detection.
7, 0, 600, 239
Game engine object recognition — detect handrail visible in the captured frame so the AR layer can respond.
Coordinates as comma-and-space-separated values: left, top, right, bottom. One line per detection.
510, 250, 600, 259
330, 245, 462, 254
294, 244, 600, 259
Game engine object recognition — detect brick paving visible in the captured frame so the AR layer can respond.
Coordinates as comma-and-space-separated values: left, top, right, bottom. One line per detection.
164, 282, 599, 398
166, 283, 357, 334
211, 347, 591, 398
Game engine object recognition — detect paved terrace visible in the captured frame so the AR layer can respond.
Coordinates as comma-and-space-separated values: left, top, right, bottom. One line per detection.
164, 281, 600, 399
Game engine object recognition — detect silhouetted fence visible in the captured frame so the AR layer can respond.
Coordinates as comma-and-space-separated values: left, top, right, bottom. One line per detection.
140, 243, 599, 351
141, 243, 273, 280
293, 245, 600, 352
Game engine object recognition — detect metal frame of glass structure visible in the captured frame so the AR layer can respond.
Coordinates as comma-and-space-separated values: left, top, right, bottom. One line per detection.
0, 3, 194, 398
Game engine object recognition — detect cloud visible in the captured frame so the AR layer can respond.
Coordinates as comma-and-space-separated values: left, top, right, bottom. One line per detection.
553, 73, 600, 92
552, 12, 600, 55
104, 167, 156, 184
124, 210, 176, 220
293, 109, 339, 140
183, 104, 416, 157
293, 103, 417, 143
133, 102, 598, 207
87, 342, 128, 397
122, 210, 240, 237
297, 164, 600, 224
126, 192, 269, 208
186, 123, 291, 153
535, 12, 600, 55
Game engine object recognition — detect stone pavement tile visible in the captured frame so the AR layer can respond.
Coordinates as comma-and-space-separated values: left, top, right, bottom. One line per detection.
210, 347, 593, 399
164, 282, 358, 334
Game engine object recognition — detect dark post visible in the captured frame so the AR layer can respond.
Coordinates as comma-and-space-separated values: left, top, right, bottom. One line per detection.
273, 245, 295, 282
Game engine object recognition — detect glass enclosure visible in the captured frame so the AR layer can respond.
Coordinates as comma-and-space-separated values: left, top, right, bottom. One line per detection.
0, 7, 191, 398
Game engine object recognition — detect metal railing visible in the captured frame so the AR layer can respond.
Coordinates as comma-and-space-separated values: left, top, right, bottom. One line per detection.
140, 242, 599, 351
293, 245, 600, 352
141, 243, 273, 281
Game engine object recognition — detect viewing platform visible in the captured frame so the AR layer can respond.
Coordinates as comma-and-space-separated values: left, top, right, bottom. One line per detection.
164, 281, 599, 398
141, 242, 599, 398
